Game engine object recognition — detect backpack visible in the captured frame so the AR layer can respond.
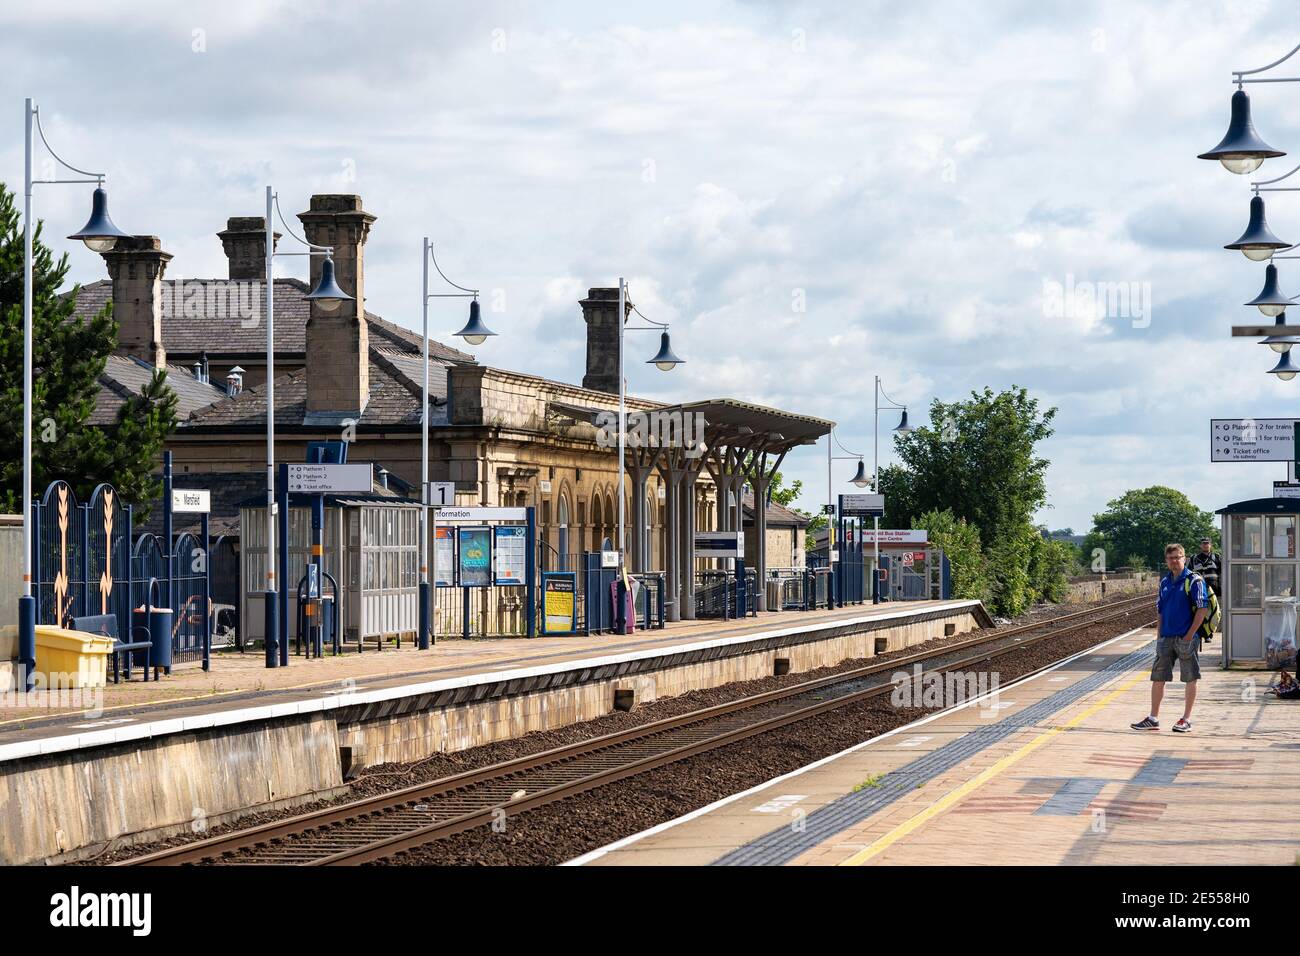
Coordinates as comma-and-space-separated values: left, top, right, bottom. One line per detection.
1184, 572, 1221, 642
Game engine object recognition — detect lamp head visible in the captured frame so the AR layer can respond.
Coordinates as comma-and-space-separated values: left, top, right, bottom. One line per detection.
1198, 89, 1286, 174
850, 460, 871, 488
894, 409, 913, 433
304, 257, 353, 313
67, 186, 130, 253
454, 298, 496, 346
1268, 348, 1298, 380
647, 330, 684, 371
1225, 195, 1290, 261
1245, 262, 1295, 316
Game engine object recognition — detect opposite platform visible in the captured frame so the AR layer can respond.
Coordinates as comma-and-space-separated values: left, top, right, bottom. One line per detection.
575, 626, 1300, 866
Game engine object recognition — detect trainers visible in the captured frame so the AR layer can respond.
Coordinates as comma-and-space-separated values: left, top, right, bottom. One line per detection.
1130, 716, 1159, 731
1172, 718, 1192, 733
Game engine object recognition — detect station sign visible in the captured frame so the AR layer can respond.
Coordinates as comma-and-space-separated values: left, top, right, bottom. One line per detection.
435, 506, 527, 522
286, 462, 372, 493
840, 493, 884, 517
600, 550, 620, 569
425, 481, 455, 506
171, 489, 210, 513
694, 531, 744, 557
1210, 419, 1296, 462
859, 529, 929, 545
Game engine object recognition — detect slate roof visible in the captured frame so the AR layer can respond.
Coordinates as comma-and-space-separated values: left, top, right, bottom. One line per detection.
742, 492, 812, 528
181, 347, 451, 430
69, 278, 475, 363
91, 355, 228, 426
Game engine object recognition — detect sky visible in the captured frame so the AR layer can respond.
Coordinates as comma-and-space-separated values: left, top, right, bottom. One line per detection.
4, 0, 1300, 533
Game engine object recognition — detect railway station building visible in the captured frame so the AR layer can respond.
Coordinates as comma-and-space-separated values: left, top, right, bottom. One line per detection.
67, 194, 832, 634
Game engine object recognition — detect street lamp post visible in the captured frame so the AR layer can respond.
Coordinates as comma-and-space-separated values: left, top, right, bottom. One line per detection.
261, 187, 353, 668
614, 279, 684, 579
421, 239, 490, 650
825, 430, 870, 592
19, 99, 131, 691
874, 376, 912, 604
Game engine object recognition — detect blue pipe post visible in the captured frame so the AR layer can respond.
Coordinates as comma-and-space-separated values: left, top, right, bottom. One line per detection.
278, 463, 289, 666
163, 451, 173, 616
525, 506, 536, 638
201, 511, 211, 672
310, 446, 325, 657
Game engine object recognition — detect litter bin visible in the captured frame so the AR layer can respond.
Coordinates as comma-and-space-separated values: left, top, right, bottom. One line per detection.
1264, 596, 1299, 669
33, 625, 112, 689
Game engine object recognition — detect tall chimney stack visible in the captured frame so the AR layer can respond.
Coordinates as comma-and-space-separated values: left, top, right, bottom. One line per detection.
580, 287, 631, 394
297, 195, 375, 416
217, 217, 279, 280
102, 235, 172, 369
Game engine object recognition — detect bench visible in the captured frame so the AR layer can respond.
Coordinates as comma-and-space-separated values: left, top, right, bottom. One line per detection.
71, 614, 154, 683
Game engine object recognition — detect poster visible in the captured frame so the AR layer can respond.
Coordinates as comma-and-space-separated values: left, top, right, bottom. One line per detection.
542, 573, 577, 634
434, 526, 455, 587
457, 526, 491, 588
493, 525, 527, 585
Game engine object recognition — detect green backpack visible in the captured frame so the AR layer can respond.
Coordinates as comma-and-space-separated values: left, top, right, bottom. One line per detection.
1184, 573, 1221, 641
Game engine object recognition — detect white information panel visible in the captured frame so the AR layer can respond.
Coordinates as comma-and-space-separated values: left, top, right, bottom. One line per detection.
493, 525, 527, 585
171, 489, 210, 513
435, 506, 527, 523
286, 462, 373, 493
1211, 419, 1296, 462
859, 529, 930, 545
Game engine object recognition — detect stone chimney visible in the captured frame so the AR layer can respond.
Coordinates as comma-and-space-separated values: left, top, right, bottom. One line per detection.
102, 236, 173, 369
217, 217, 279, 280
297, 195, 375, 416
580, 287, 631, 394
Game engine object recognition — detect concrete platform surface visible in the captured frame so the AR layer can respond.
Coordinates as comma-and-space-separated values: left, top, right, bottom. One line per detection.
574, 625, 1300, 867
0, 599, 983, 761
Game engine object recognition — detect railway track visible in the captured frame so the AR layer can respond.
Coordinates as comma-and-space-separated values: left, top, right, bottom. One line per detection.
120, 594, 1155, 867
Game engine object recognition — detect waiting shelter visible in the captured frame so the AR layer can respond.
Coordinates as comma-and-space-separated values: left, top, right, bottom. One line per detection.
1215, 497, 1300, 669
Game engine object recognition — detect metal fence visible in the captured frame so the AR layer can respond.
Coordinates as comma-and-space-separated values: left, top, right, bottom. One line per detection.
695, 568, 758, 619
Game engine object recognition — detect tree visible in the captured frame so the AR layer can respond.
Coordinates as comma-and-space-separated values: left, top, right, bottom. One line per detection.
912, 508, 989, 603
0, 182, 177, 515
878, 386, 1057, 616
1089, 486, 1217, 572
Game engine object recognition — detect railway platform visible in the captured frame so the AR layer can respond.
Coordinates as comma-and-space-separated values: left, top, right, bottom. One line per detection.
573, 624, 1300, 866
0, 598, 989, 864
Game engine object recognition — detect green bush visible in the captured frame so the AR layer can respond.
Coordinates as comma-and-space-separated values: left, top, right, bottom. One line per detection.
1029, 536, 1075, 604
912, 508, 990, 604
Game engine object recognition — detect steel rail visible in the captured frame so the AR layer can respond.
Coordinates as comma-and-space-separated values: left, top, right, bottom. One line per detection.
120, 592, 1155, 866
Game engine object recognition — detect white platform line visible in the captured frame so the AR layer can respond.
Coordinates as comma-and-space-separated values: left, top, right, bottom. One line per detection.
562, 623, 1154, 866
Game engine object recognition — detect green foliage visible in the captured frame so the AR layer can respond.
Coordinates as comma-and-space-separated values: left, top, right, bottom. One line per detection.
881, 386, 1058, 617
1089, 486, 1217, 572
1029, 535, 1077, 603
0, 181, 177, 515
912, 508, 989, 602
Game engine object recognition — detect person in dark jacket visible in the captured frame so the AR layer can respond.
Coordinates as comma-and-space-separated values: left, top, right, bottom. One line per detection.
1188, 537, 1221, 601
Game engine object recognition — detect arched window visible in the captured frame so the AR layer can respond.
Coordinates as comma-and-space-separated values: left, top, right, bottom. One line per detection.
557, 494, 570, 570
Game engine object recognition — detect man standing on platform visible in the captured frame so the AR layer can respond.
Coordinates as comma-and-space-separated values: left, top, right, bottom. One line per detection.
1189, 536, 1222, 611
1131, 543, 1207, 734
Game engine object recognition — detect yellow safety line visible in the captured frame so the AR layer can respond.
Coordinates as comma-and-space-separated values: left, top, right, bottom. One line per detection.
836, 672, 1146, 867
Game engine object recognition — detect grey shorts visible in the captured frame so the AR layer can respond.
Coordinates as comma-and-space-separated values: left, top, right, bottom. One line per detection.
1151, 635, 1201, 683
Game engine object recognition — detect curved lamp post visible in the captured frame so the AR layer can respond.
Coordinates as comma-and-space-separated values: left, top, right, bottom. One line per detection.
18, 99, 132, 691
419, 240, 488, 650
872, 377, 913, 602
261, 187, 353, 668
1198, 44, 1299, 174
615, 280, 683, 574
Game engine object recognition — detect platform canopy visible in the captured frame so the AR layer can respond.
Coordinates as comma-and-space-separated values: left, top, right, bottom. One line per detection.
547, 395, 834, 618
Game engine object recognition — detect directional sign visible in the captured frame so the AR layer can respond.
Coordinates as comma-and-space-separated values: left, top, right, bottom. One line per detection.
694, 531, 744, 557
1275, 482, 1300, 499
840, 493, 884, 517
171, 489, 210, 513
1210, 419, 1295, 462
286, 462, 372, 493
